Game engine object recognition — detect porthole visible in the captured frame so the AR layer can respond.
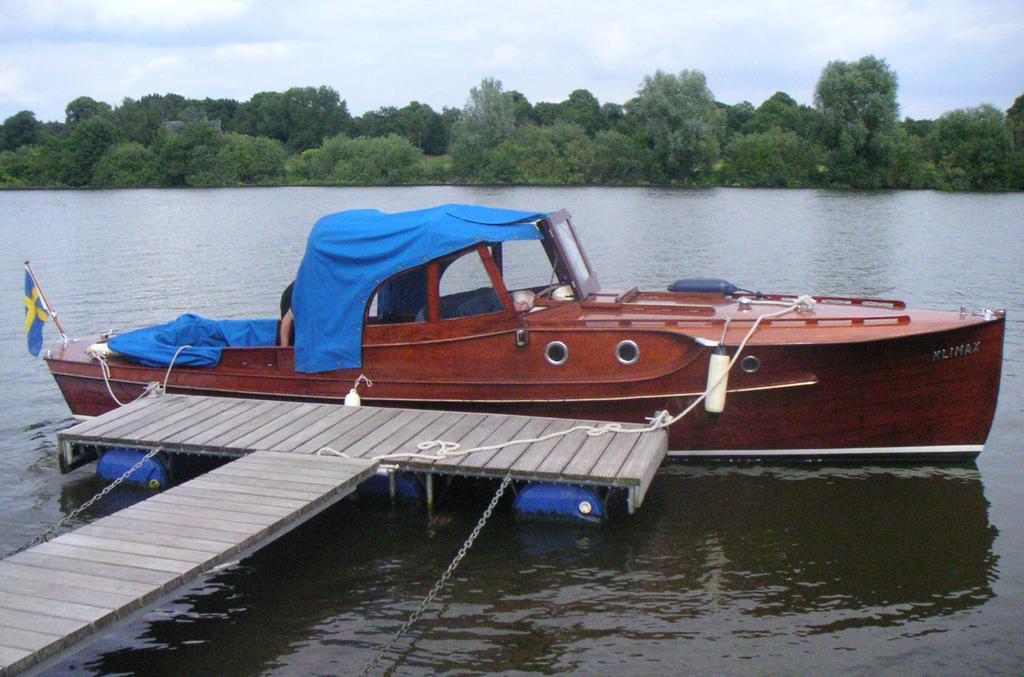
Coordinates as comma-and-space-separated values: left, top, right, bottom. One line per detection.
545, 341, 569, 366
616, 340, 640, 365
741, 355, 761, 373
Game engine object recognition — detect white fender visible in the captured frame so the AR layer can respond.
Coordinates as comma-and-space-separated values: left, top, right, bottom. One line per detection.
344, 388, 361, 407
705, 345, 730, 414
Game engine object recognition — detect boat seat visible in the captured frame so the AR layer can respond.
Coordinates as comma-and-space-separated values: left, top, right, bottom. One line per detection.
412, 287, 505, 321
439, 287, 504, 319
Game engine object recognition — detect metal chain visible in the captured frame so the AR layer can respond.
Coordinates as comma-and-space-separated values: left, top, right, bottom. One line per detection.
360, 473, 513, 676
5, 446, 164, 558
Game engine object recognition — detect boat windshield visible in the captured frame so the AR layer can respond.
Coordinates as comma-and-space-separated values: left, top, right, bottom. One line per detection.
550, 218, 599, 298
554, 221, 590, 282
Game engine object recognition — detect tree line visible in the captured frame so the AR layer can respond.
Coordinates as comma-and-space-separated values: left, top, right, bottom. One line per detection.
1, 56, 1022, 191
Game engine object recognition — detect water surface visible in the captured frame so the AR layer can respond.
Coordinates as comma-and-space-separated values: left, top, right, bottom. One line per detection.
0, 187, 1021, 674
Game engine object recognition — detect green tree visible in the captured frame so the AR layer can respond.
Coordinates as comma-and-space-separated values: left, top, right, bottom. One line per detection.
530, 101, 562, 127
64, 116, 119, 186
114, 93, 189, 145
242, 91, 291, 146
814, 55, 900, 187
1008, 94, 1024, 190
1007, 94, 1024, 150
627, 69, 724, 182
0, 111, 42, 151
186, 148, 238, 186
91, 142, 160, 187
752, 92, 822, 140
449, 78, 516, 179
355, 102, 448, 155
720, 128, 824, 187
219, 133, 287, 184
199, 97, 242, 131
561, 89, 603, 136
507, 90, 534, 126
309, 134, 425, 185
352, 106, 397, 138
1009, 149, 1024, 190
0, 150, 29, 186
65, 96, 112, 126
440, 106, 461, 145
590, 129, 649, 184
0, 142, 67, 187
288, 86, 350, 151
601, 102, 625, 131
928, 104, 1013, 190
488, 122, 594, 185
886, 130, 936, 189
398, 102, 447, 155
723, 101, 756, 141
902, 117, 933, 139
294, 134, 423, 184
239, 86, 350, 152
153, 121, 227, 186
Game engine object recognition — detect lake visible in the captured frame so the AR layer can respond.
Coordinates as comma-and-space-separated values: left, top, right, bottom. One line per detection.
1, 186, 1022, 674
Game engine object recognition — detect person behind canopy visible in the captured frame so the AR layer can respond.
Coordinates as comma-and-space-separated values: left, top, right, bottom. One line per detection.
279, 280, 295, 346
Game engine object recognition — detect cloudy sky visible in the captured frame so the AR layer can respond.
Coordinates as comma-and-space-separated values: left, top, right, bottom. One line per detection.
0, 0, 1021, 124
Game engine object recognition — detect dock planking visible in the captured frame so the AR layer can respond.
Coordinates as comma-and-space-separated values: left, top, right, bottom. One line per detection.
14, 394, 667, 675
0, 451, 376, 676
57, 394, 668, 507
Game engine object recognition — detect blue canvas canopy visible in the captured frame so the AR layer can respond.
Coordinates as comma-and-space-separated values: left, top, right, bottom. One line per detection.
109, 314, 278, 367
293, 204, 547, 373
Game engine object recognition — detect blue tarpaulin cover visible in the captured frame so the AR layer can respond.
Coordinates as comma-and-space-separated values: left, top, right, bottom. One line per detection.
108, 314, 278, 367
293, 204, 546, 373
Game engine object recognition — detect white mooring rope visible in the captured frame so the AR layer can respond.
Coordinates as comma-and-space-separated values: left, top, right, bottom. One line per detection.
90, 343, 193, 407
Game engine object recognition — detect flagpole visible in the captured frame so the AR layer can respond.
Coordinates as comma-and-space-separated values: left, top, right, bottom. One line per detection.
24, 260, 68, 343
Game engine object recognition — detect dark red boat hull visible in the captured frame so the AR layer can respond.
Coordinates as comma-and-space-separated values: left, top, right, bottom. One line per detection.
47, 316, 1003, 461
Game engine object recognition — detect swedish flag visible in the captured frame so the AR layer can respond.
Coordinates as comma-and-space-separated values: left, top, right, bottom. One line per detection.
24, 269, 49, 356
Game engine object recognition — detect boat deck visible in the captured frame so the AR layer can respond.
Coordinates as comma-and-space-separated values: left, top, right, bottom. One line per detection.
0, 450, 376, 676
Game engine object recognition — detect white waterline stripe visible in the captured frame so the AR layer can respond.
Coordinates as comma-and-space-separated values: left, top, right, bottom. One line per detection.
667, 444, 983, 457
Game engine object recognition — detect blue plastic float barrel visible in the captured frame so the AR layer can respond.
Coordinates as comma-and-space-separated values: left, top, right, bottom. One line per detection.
513, 483, 605, 524
96, 448, 168, 489
357, 471, 425, 503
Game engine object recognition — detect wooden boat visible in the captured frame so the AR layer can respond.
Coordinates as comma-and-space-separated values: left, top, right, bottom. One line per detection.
45, 205, 1005, 460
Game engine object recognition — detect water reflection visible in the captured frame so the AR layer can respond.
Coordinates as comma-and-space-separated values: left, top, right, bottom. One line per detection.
54, 464, 996, 675
637, 465, 997, 627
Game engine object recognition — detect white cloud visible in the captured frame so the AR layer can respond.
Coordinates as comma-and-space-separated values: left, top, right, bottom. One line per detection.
213, 42, 291, 61
11, 0, 250, 33
0, 66, 29, 100
146, 54, 185, 70
482, 44, 551, 73
584, 24, 644, 71
0, 0, 1019, 121
91, 0, 249, 28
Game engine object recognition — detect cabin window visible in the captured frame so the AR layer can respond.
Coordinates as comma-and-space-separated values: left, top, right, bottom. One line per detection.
496, 239, 562, 292
367, 267, 427, 324
438, 249, 505, 319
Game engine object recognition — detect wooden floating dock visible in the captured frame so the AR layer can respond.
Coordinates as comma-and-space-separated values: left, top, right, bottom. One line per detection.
58, 394, 668, 511
3, 394, 666, 675
0, 451, 376, 676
